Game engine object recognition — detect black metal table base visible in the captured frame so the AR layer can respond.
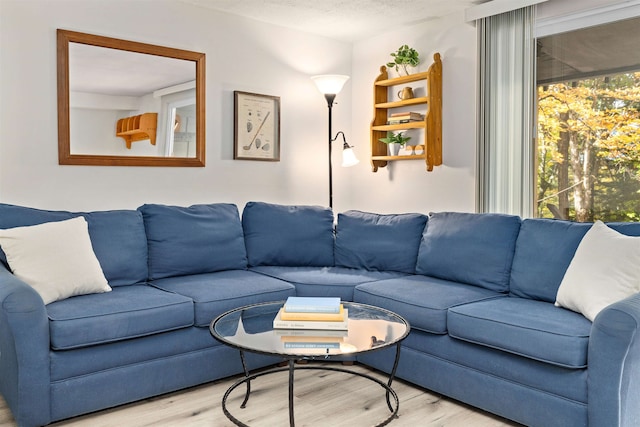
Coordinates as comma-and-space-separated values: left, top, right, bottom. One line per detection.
222, 345, 402, 427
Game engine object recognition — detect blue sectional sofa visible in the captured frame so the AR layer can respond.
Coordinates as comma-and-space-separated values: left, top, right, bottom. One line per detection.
0, 201, 638, 427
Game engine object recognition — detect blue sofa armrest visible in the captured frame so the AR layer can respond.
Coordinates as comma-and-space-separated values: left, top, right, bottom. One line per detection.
0, 265, 51, 427
589, 292, 640, 427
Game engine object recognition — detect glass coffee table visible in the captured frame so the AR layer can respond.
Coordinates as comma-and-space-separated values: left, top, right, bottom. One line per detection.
210, 301, 409, 427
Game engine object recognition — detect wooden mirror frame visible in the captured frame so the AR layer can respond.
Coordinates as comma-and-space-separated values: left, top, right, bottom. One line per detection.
57, 29, 206, 166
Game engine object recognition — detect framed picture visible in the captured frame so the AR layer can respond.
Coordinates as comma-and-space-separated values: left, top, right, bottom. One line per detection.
234, 91, 280, 161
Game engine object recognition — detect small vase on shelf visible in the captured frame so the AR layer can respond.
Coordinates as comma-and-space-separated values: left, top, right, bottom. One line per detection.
379, 131, 410, 157
387, 143, 402, 156
386, 45, 420, 77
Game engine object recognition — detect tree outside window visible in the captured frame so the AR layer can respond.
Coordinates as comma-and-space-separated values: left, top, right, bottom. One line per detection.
536, 17, 640, 222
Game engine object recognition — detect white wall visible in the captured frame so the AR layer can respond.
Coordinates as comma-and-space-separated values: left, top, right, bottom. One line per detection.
344, 11, 478, 214
0, 0, 352, 212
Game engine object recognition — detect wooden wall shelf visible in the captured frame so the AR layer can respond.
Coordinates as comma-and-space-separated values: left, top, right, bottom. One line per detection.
370, 53, 442, 172
375, 97, 430, 109
116, 113, 158, 149
372, 122, 428, 131
372, 145, 427, 161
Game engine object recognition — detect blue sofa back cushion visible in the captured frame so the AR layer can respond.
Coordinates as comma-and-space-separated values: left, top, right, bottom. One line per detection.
335, 210, 428, 273
0, 203, 148, 287
510, 218, 640, 302
242, 201, 335, 267
416, 212, 522, 292
139, 203, 247, 280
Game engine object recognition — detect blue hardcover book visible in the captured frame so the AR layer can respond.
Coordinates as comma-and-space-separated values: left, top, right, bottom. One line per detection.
284, 297, 341, 314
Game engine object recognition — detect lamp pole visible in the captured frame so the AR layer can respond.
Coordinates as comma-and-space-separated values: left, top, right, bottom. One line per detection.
311, 74, 350, 210
325, 93, 337, 209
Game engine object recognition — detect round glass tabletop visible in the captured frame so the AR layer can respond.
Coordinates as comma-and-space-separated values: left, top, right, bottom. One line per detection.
210, 301, 409, 358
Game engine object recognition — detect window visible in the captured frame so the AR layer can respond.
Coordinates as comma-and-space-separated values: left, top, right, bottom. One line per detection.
535, 17, 640, 222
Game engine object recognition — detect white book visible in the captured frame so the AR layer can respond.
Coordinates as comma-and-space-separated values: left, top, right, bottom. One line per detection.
273, 308, 348, 330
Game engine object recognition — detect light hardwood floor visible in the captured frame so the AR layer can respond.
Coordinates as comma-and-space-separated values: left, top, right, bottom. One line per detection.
0, 363, 521, 426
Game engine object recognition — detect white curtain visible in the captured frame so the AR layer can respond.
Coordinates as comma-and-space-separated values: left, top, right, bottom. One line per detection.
476, 6, 536, 217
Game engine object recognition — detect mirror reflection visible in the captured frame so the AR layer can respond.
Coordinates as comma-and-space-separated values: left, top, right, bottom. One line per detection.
57, 30, 205, 166
167, 102, 197, 157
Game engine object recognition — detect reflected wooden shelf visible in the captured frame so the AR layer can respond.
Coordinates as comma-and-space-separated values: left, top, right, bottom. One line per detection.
116, 112, 158, 149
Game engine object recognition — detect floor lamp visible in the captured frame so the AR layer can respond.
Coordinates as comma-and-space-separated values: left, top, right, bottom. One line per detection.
311, 74, 359, 209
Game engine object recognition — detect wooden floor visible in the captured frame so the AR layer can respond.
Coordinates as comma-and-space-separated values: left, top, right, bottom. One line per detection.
0, 363, 521, 426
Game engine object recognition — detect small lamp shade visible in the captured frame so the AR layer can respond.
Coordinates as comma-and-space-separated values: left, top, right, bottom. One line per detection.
341, 146, 360, 167
311, 75, 350, 95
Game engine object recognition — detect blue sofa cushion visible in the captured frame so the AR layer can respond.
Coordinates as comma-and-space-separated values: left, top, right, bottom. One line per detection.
448, 297, 592, 368
151, 270, 296, 327
47, 285, 194, 350
510, 218, 640, 302
51, 327, 217, 382
251, 266, 408, 301
242, 202, 335, 267
376, 331, 588, 405
139, 203, 247, 280
335, 210, 427, 273
0, 203, 148, 287
354, 275, 504, 334
416, 212, 521, 292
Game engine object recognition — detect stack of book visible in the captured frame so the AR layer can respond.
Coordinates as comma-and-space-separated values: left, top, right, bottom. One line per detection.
387, 111, 424, 124
273, 297, 348, 330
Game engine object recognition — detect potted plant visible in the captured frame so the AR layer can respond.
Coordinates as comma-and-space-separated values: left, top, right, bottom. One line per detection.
379, 131, 411, 156
387, 45, 420, 76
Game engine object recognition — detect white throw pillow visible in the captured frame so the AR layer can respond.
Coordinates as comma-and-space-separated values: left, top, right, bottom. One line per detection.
0, 217, 111, 304
555, 220, 640, 321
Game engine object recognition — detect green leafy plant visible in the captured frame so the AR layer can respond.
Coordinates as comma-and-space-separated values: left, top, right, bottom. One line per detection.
387, 45, 420, 75
379, 131, 411, 146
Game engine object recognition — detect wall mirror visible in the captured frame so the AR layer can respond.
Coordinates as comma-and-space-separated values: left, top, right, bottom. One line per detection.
57, 29, 205, 166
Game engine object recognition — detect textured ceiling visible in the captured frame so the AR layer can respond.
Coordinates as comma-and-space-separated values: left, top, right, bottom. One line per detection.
70, 0, 491, 96
180, 0, 489, 41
